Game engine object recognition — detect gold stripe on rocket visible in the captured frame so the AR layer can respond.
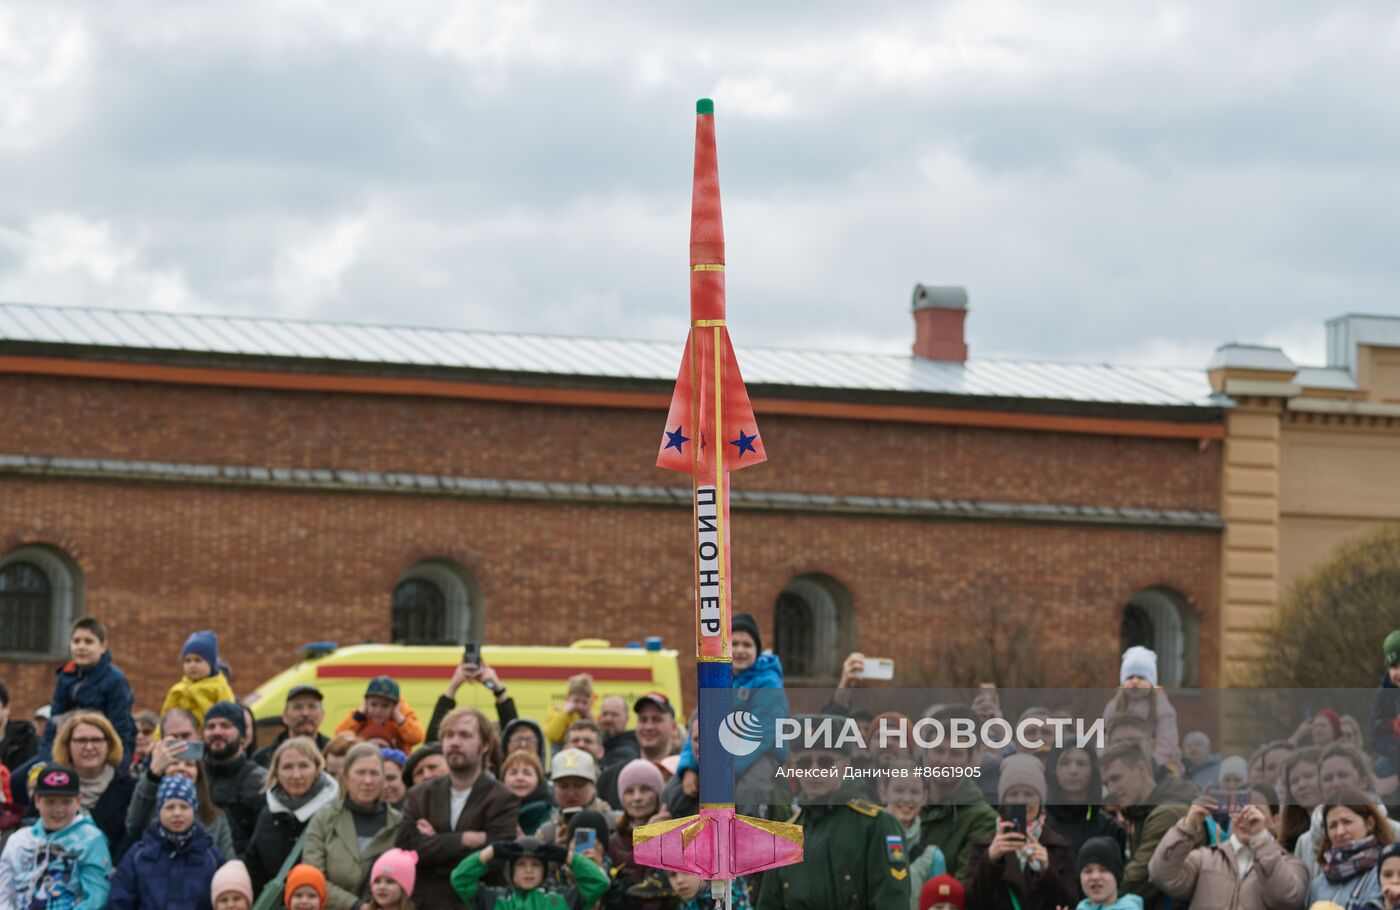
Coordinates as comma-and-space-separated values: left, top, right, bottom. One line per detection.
691, 264, 725, 271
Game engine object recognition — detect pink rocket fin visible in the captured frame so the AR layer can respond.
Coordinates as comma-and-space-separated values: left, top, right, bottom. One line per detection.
632, 807, 802, 878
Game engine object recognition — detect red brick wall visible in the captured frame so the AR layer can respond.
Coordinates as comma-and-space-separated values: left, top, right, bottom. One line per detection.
0, 373, 1222, 715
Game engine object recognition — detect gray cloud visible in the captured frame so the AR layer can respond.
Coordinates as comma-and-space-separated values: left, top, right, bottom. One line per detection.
3, 0, 1398, 369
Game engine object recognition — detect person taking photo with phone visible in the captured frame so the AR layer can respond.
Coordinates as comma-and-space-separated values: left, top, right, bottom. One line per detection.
124, 734, 237, 860
965, 754, 1077, 910
1147, 782, 1307, 910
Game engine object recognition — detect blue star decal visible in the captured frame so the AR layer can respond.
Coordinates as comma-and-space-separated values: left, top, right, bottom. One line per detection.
664, 425, 689, 452
730, 429, 759, 458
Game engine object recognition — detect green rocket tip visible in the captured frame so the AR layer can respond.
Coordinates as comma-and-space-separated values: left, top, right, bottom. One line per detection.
696, 98, 714, 115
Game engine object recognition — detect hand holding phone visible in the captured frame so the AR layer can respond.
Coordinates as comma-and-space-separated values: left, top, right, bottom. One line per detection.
856, 658, 894, 681
463, 642, 481, 666
179, 740, 205, 761
1000, 803, 1028, 836
572, 827, 597, 853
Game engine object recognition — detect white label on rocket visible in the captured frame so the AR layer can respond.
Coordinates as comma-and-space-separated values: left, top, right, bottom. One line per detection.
696, 485, 722, 639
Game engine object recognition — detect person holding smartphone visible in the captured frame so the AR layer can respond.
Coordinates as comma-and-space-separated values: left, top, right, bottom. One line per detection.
123, 736, 237, 861
965, 754, 1077, 910
423, 644, 519, 746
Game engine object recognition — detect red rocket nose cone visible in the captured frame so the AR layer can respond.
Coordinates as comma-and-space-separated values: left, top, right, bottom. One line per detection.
691, 100, 724, 267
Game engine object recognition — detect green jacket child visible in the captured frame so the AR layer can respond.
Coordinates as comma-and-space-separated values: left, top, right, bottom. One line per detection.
451, 837, 609, 909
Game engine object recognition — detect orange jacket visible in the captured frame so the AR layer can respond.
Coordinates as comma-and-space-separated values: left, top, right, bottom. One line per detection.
333, 696, 424, 751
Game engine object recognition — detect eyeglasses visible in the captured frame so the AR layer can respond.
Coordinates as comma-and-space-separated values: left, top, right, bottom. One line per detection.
71, 737, 108, 748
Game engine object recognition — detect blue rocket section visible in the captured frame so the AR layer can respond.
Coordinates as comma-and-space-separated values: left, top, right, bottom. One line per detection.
697, 659, 735, 805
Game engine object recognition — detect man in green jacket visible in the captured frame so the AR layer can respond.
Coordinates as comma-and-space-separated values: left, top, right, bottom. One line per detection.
1100, 741, 1199, 903
917, 706, 998, 880
756, 716, 909, 910
451, 838, 609, 908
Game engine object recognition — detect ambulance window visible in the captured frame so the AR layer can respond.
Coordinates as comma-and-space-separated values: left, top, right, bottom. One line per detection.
772, 573, 854, 684
391, 559, 479, 645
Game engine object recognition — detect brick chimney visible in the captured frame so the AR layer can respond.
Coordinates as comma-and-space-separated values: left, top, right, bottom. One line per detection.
911, 284, 968, 362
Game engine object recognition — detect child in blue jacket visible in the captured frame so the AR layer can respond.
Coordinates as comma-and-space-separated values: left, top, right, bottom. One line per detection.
109, 776, 224, 910
41, 617, 137, 765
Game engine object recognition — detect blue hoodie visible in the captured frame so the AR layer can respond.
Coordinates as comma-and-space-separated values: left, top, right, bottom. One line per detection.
1075, 897, 1143, 910
678, 653, 789, 775
0, 814, 112, 909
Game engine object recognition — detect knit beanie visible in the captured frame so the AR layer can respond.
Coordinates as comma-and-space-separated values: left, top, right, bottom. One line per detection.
370, 848, 418, 897
617, 758, 666, 800
182, 630, 220, 674
1386, 630, 1400, 668
1078, 836, 1124, 884
1219, 755, 1249, 783
1183, 731, 1211, 752
205, 701, 246, 737
286, 864, 327, 906
1119, 646, 1158, 686
157, 774, 199, 815
732, 613, 762, 654
997, 753, 1047, 804
211, 860, 254, 904
919, 874, 965, 910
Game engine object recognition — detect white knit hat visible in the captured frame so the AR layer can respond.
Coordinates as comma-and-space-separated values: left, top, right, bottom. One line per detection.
1120, 646, 1158, 687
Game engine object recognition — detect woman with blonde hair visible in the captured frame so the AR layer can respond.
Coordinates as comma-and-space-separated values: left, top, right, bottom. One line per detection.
52, 709, 136, 856
243, 736, 339, 895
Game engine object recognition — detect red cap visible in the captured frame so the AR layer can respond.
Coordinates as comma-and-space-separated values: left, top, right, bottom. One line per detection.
920, 874, 965, 910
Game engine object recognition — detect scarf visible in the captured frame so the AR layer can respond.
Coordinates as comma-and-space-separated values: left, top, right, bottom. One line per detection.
78, 764, 115, 811
1322, 835, 1381, 884
346, 797, 387, 854
275, 774, 328, 813
1016, 815, 1047, 872
158, 823, 196, 853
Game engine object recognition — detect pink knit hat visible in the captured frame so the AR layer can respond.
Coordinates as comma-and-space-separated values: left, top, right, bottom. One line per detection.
617, 758, 665, 799
371, 848, 418, 897
211, 860, 254, 904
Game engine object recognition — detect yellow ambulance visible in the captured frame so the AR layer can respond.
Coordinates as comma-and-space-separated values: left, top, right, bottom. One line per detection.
244, 639, 683, 742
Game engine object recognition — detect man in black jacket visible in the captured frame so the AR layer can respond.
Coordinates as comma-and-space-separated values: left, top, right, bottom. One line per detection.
203, 700, 266, 853
251, 684, 329, 768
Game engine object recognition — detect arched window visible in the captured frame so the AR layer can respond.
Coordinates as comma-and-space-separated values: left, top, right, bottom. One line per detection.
772, 574, 855, 684
0, 545, 83, 660
391, 559, 480, 645
1120, 587, 1199, 687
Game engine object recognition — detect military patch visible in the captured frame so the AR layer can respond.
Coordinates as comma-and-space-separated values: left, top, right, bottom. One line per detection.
847, 798, 881, 817
886, 835, 906, 864
891, 867, 908, 881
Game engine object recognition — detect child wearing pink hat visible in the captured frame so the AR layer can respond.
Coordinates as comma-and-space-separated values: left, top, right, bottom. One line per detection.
211, 860, 254, 910
367, 848, 417, 910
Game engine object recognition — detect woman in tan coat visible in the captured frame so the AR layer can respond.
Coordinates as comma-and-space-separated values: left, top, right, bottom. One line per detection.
1148, 782, 1309, 910
303, 742, 403, 910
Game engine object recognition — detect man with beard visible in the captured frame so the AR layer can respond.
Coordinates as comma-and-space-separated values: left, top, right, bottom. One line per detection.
396, 706, 519, 908
202, 700, 266, 853
597, 695, 638, 772
251, 685, 328, 768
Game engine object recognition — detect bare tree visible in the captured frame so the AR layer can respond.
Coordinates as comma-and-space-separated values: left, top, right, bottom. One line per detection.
1240, 523, 1400, 688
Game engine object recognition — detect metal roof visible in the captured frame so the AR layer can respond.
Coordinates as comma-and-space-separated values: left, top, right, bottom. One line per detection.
0, 301, 1221, 408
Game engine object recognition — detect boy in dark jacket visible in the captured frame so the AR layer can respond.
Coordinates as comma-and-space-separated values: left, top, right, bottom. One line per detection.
40, 618, 137, 766
1369, 630, 1400, 778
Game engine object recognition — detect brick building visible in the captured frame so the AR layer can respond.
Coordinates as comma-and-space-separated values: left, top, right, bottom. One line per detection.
0, 288, 1226, 714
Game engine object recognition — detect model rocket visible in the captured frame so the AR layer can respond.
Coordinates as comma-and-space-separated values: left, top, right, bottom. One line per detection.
632, 99, 803, 906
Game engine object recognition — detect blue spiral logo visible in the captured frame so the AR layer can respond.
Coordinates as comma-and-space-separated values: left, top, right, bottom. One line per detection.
717, 711, 764, 756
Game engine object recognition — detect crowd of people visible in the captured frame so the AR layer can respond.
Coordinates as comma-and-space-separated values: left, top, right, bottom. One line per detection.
4, 619, 1400, 910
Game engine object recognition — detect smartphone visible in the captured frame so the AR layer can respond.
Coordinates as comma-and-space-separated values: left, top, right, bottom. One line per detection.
463, 642, 481, 666
572, 827, 597, 852
179, 740, 205, 761
1205, 787, 1249, 829
1001, 803, 1027, 836
856, 658, 894, 681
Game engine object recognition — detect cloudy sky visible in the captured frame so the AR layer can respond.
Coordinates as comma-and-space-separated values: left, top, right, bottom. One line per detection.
3, 2, 1398, 369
